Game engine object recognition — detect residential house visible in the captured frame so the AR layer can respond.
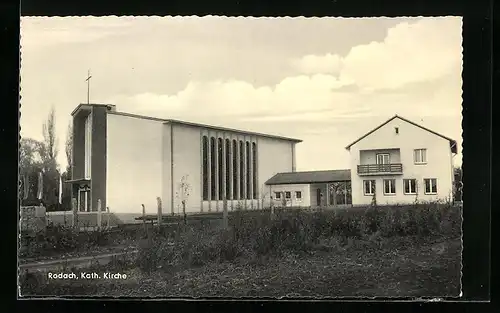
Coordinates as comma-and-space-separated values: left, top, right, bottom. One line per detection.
346, 115, 457, 205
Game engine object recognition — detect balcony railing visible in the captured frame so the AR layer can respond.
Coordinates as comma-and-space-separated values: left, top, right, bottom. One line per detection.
357, 163, 403, 175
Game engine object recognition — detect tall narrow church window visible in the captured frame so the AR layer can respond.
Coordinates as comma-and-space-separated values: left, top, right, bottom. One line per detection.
252, 142, 257, 199
202, 136, 208, 201
84, 114, 92, 179
210, 137, 216, 199
225, 139, 231, 200
246, 141, 251, 200
232, 140, 239, 200
239, 140, 245, 199
218, 138, 224, 200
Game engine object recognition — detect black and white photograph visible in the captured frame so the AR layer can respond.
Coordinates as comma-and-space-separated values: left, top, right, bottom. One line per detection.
18, 16, 463, 298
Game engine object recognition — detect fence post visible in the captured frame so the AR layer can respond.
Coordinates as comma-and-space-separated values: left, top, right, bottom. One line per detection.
72, 198, 78, 230
97, 199, 102, 231
106, 206, 110, 229
157, 197, 162, 227
182, 200, 187, 225
344, 181, 348, 205
142, 204, 147, 235
222, 196, 228, 229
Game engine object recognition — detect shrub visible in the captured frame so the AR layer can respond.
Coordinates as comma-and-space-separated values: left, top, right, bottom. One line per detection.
19, 225, 121, 259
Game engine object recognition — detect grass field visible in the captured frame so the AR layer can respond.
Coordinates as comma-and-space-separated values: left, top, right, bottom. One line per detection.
19, 203, 462, 298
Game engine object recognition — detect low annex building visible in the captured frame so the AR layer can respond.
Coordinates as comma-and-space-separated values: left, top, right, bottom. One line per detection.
265, 170, 351, 207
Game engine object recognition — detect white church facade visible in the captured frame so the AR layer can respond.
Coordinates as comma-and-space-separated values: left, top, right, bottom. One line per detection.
67, 103, 301, 223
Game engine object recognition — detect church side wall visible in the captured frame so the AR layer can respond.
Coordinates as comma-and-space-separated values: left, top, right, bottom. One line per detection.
106, 114, 164, 217
170, 123, 202, 214
257, 138, 295, 208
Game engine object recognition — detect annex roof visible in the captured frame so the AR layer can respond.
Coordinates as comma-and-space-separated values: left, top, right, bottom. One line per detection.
265, 169, 351, 185
344, 115, 458, 154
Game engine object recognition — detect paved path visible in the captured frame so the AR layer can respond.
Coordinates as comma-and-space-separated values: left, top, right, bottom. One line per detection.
19, 250, 138, 272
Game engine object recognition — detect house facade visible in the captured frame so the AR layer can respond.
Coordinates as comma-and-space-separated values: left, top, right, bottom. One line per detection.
346, 115, 457, 205
265, 170, 351, 207
67, 103, 301, 223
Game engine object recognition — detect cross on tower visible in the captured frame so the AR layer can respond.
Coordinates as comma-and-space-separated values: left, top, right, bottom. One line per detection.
85, 69, 92, 104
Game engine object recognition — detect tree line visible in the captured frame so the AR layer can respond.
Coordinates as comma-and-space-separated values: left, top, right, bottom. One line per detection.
19, 107, 73, 211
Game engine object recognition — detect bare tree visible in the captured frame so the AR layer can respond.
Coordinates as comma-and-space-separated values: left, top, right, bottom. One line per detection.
39, 107, 61, 210
42, 106, 59, 164
330, 182, 348, 206
175, 175, 191, 218
260, 186, 268, 210
65, 122, 73, 177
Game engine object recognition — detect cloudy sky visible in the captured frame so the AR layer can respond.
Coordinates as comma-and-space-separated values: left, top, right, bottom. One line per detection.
20, 16, 463, 171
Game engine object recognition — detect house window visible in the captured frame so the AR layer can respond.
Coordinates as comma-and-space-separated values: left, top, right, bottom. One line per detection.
383, 179, 396, 195
376, 153, 390, 164
404, 179, 417, 194
285, 191, 291, 199
414, 149, 427, 164
424, 178, 438, 194
363, 180, 375, 196
295, 191, 302, 200
274, 192, 281, 200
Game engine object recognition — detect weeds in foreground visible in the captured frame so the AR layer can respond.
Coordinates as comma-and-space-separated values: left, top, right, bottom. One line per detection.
136, 203, 462, 272
19, 224, 143, 259
18, 203, 462, 296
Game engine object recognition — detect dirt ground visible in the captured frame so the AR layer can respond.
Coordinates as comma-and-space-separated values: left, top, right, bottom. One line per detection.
23, 236, 462, 298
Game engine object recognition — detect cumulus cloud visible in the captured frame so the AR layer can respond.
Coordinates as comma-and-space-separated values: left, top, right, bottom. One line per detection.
106, 74, 361, 122
291, 53, 343, 75
291, 17, 462, 90
103, 17, 463, 171
20, 16, 463, 170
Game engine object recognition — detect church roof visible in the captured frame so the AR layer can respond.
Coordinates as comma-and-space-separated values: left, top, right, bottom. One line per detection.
107, 110, 303, 143
265, 169, 351, 185
72, 103, 302, 142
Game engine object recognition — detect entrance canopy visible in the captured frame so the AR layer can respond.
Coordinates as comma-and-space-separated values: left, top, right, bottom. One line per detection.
65, 178, 91, 184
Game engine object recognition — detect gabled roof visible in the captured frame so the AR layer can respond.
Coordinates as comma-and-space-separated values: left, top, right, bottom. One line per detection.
265, 169, 351, 185
344, 115, 458, 154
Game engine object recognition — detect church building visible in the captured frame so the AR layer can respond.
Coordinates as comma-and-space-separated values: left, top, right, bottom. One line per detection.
67, 103, 301, 223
